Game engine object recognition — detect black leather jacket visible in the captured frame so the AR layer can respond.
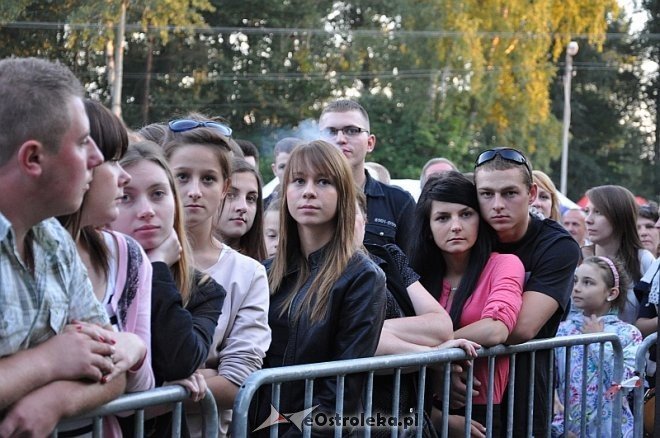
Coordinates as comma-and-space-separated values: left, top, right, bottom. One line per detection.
259, 247, 387, 436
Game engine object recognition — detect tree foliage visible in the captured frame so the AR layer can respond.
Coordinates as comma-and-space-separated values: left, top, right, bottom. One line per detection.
1, 0, 655, 198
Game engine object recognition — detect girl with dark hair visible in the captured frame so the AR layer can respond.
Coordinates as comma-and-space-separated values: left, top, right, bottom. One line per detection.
261, 140, 387, 435
215, 157, 267, 261
583, 185, 655, 323
58, 99, 153, 436
410, 171, 524, 435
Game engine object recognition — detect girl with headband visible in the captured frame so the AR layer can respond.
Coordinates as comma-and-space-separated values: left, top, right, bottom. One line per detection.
552, 256, 642, 437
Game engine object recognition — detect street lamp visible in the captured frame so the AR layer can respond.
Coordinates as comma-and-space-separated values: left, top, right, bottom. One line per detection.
560, 41, 579, 196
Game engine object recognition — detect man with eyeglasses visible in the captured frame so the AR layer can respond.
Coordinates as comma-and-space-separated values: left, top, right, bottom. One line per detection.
318, 100, 416, 254
470, 147, 580, 436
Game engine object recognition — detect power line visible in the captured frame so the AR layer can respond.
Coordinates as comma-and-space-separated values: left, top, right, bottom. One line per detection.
3, 21, 660, 40
75, 62, 641, 83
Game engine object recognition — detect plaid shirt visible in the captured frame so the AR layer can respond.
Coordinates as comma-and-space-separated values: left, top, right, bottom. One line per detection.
0, 213, 108, 357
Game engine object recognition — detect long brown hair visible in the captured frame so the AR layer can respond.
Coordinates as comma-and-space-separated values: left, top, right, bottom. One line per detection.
268, 140, 357, 322
120, 141, 196, 305
586, 185, 644, 283
217, 157, 267, 260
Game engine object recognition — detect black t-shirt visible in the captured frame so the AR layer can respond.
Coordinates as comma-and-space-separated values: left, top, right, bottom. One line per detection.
495, 216, 580, 436
495, 216, 580, 338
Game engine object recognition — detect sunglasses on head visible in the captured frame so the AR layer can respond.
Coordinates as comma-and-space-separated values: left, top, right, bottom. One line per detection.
168, 119, 233, 137
475, 148, 532, 177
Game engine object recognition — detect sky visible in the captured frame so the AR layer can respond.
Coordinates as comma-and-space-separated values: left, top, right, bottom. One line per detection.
621, 0, 649, 33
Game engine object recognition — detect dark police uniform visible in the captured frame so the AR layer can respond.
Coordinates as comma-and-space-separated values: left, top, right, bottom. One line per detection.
363, 171, 416, 256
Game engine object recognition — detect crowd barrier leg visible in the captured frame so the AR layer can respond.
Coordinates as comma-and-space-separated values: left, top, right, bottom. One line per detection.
634, 332, 657, 438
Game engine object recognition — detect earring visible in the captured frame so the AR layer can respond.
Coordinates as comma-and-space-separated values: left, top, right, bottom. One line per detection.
606, 297, 613, 302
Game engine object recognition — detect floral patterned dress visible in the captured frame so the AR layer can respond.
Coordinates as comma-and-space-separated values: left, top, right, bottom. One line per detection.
551, 311, 641, 437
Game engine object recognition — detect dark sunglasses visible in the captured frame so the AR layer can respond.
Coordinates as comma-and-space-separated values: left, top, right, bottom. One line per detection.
168, 119, 232, 137
475, 148, 532, 177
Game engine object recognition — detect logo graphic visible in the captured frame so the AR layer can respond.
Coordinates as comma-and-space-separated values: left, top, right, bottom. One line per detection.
253, 404, 320, 432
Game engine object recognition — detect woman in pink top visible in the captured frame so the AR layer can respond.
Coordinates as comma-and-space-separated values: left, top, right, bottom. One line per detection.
410, 171, 524, 437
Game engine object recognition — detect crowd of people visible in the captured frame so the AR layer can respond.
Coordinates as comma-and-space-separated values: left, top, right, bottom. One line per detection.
1, 56, 658, 438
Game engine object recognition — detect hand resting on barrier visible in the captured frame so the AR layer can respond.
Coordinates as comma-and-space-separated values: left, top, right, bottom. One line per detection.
67, 321, 147, 383
42, 326, 117, 383
143, 371, 209, 418
436, 339, 480, 357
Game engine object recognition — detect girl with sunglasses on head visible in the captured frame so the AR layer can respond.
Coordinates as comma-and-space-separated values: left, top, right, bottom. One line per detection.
410, 171, 525, 437
582, 185, 655, 324
58, 100, 154, 437
552, 256, 641, 438
257, 140, 387, 436
215, 157, 267, 261
163, 122, 271, 436
112, 140, 226, 435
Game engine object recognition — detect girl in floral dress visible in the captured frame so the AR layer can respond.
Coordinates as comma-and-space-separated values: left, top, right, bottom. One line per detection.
552, 256, 642, 437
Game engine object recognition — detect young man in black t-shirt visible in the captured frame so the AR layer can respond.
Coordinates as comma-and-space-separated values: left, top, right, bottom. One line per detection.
473, 148, 580, 436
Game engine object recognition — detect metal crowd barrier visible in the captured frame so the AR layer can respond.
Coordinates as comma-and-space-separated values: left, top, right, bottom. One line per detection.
232, 333, 624, 438
53, 386, 218, 438
633, 331, 657, 438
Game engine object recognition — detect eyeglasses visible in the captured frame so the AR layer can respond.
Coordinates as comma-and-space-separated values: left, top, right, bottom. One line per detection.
475, 148, 532, 177
320, 126, 369, 138
168, 119, 232, 137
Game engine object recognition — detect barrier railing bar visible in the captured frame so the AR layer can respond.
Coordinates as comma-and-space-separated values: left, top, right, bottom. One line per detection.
563, 346, 571, 436
545, 348, 554, 438
485, 356, 495, 438
634, 332, 657, 438
335, 375, 345, 438
441, 362, 451, 438
580, 344, 588, 437
303, 378, 313, 438
93, 417, 102, 437
364, 372, 374, 438
171, 402, 182, 437
134, 409, 144, 438
415, 366, 427, 438
506, 353, 515, 438
270, 382, 280, 438
526, 352, 535, 438
596, 343, 604, 437
611, 338, 625, 433
464, 358, 475, 438
391, 368, 401, 438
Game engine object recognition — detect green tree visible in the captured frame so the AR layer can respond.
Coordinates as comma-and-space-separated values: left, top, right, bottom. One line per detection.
547, 16, 657, 200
